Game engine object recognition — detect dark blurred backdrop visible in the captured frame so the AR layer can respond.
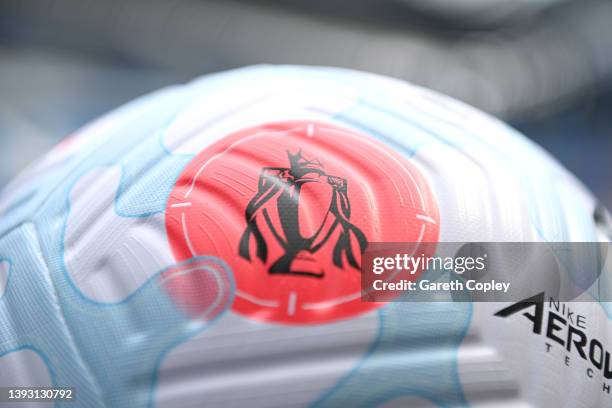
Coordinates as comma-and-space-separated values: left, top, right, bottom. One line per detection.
1, 0, 610, 207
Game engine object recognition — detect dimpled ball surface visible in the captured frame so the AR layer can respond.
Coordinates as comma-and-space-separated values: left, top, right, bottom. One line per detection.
0, 65, 610, 408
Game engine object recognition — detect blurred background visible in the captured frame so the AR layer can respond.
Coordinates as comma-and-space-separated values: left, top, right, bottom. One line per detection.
0, 0, 610, 207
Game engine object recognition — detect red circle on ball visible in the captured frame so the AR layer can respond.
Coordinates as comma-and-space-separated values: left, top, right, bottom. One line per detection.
166, 121, 439, 325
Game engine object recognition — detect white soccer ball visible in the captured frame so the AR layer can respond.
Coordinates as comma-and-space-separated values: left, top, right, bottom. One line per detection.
0, 65, 610, 408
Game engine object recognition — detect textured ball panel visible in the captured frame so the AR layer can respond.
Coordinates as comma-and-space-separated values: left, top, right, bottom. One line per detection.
64, 166, 174, 303
0, 348, 53, 408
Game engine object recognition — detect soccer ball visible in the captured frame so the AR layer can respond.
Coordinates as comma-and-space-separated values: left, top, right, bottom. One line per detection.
0, 65, 610, 407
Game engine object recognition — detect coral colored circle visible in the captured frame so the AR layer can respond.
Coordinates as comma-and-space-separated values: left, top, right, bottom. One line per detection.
166, 121, 439, 325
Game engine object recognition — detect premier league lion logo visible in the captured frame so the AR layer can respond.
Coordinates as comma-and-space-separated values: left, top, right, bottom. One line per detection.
239, 150, 368, 278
